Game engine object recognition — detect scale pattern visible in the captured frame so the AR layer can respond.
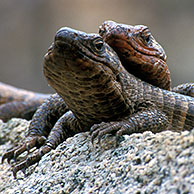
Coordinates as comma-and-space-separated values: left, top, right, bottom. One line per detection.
2, 26, 194, 178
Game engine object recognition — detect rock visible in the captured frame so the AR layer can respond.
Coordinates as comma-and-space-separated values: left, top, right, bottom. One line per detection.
0, 118, 194, 193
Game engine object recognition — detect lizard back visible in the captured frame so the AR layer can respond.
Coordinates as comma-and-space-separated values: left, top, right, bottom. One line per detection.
119, 69, 194, 131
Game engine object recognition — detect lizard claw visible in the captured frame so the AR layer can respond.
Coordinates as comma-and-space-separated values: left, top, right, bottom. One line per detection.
90, 121, 122, 145
11, 144, 51, 178
2, 144, 24, 164
2, 136, 46, 164
12, 160, 27, 179
12, 156, 38, 179
90, 127, 101, 144
90, 122, 109, 144
2, 135, 47, 178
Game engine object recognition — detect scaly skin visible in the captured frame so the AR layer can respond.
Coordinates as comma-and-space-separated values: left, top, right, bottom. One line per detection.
172, 83, 194, 97
0, 21, 193, 121
0, 82, 50, 122
2, 27, 194, 178
99, 20, 170, 90
99, 20, 194, 96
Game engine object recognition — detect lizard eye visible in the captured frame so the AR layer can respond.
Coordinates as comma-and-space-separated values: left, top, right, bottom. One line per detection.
141, 29, 152, 45
93, 38, 104, 52
142, 33, 152, 45
144, 35, 151, 43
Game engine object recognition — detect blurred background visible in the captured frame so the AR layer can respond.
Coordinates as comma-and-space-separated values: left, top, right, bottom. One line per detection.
0, 0, 193, 93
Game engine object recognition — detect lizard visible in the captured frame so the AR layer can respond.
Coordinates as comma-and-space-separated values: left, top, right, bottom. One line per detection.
2, 27, 194, 178
0, 82, 50, 122
99, 20, 194, 96
0, 21, 193, 122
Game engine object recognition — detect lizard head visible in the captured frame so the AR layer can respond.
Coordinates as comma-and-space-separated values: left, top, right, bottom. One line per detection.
44, 27, 123, 92
99, 20, 166, 61
99, 20, 171, 90
43, 27, 130, 124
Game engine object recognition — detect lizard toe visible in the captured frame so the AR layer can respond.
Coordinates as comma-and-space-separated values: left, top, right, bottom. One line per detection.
91, 121, 123, 144
2, 135, 46, 165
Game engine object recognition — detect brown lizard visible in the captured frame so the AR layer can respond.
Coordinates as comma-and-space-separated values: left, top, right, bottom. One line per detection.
0, 21, 193, 122
99, 20, 170, 90
2, 27, 194, 178
99, 20, 194, 96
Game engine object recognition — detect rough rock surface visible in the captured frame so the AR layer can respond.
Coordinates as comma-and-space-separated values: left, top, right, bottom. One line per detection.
0, 118, 194, 194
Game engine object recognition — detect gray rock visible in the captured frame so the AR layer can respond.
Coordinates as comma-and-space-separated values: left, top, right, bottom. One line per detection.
0, 118, 194, 194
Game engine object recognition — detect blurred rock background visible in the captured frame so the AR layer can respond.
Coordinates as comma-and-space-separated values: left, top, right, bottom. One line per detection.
0, 0, 193, 93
